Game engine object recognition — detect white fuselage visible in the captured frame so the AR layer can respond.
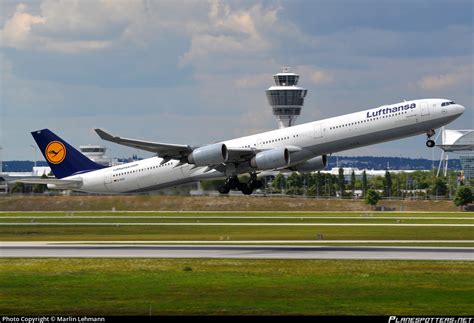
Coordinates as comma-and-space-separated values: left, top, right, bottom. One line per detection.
55, 98, 465, 193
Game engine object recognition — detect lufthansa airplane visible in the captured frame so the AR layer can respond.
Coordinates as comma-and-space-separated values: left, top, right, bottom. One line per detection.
20, 98, 465, 195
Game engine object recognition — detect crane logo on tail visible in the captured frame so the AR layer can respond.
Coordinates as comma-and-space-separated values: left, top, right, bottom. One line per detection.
45, 141, 66, 164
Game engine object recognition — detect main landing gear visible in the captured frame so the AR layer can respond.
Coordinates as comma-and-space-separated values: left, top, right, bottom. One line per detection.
217, 174, 263, 195
426, 129, 436, 148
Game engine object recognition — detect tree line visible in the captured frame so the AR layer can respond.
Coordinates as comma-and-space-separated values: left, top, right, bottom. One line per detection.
267, 169, 465, 199
198, 168, 471, 201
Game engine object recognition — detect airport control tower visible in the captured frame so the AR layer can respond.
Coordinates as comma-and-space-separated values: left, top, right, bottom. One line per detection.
266, 67, 307, 128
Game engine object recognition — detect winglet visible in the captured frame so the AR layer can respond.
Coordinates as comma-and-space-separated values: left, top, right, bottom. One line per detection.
95, 128, 117, 142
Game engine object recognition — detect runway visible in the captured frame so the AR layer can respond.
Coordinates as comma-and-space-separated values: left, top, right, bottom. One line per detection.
1, 222, 472, 226
2, 216, 472, 220
1, 243, 473, 260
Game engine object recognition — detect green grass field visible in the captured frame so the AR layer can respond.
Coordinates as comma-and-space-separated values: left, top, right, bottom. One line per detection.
1, 210, 473, 315
1, 211, 472, 245
1, 258, 472, 315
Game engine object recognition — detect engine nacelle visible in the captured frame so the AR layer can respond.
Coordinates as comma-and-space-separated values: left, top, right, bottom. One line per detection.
290, 155, 328, 173
188, 143, 228, 166
250, 147, 290, 170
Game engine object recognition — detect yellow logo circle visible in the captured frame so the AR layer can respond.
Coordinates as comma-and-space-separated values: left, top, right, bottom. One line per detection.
45, 141, 66, 164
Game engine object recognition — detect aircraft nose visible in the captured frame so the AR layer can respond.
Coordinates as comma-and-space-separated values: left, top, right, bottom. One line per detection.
456, 104, 466, 115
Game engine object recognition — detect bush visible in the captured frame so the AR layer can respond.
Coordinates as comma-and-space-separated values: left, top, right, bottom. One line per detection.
430, 178, 448, 197
10, 182, 25, 193
453, 186, 473, 210
365, 189, 381, 209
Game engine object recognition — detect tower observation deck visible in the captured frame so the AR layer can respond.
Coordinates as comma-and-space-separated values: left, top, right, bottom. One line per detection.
266, 67, 307, 128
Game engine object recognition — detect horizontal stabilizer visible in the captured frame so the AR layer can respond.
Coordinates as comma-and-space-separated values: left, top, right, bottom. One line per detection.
15, 178, 83, 188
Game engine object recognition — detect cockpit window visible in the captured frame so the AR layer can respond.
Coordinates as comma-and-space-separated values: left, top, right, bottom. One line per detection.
441, 101, 455, 107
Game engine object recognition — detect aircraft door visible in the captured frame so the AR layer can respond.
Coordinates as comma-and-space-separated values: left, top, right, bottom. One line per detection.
420, 102, 430, 116
177, 162, 187, 179
313, 124, 322, 139
104, 171, 113, 185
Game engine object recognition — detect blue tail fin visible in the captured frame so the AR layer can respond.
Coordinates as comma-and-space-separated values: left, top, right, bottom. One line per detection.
31, 129, 107, 179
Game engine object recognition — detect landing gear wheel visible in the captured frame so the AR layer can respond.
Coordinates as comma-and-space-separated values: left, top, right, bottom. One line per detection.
220, 175, 258, 195
237, 182, 247, 191
240, 185, 253, 195
236, 182, 253, 195
219, 176, 241, 194
425, 129, 436, 148
249, 179, 263, 190
227, 176, 240, 189
248, 173, 262, 191
218, 185, 230, 194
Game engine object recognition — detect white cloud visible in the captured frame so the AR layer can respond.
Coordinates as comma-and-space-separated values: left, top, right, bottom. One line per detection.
37, 0, 143, 36
0, 1, 146, 53
295, 65, 333, 85
234, 73, 272, 88
0, 0, 312, 77
179, 2, 280, 68
418, 65, 472, 91
0, 3, 46, 49
0, 0, 291, 62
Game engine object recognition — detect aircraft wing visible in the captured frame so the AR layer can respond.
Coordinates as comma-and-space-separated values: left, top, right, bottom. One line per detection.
96, 128, 256, 164
95, 128, 293, 173
95, 129, 194, 158
15, 178, 83, 188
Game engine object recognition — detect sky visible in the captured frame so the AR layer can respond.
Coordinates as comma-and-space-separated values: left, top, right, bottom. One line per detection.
0, 0, 473, 161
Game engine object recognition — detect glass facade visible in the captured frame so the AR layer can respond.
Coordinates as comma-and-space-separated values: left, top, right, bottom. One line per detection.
460, 155, 474, 181
272, 107, 301, 116
266, 89, 306, 107
80, 147, 106, 153
274, 74, 299, 86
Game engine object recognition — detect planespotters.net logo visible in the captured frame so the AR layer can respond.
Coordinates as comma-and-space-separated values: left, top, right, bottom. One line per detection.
389, 317, 473, 323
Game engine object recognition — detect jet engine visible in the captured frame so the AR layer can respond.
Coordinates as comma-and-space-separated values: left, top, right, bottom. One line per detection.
250, 147, 290, 170
290, 155, 328, 172
188, 143, 228, 166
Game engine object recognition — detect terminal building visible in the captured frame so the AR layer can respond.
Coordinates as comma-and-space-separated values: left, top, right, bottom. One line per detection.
321, 167, 424, 181
266, 67, 307, 128
437, 128, 474, 183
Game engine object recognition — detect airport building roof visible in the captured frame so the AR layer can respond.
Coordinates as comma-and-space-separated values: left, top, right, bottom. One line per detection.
437, 128, 474, 152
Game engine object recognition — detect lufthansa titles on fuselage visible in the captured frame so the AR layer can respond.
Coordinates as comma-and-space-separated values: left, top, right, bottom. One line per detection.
113, 163, 139, 172
366, 103, 416, 119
